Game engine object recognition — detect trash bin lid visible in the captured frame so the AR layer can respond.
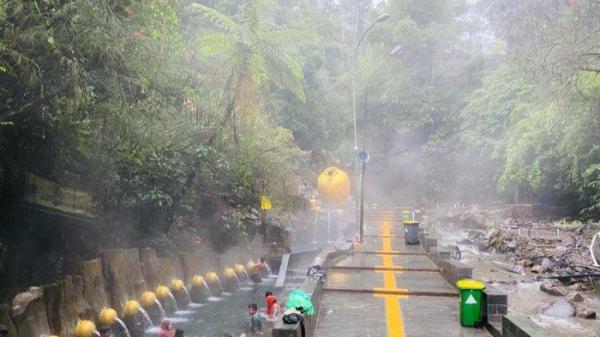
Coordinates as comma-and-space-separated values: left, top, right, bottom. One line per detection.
402, 221, 419, 225
456, 279, 486, 290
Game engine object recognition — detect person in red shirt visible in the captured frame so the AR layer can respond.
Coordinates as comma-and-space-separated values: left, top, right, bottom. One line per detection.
158, 320, 175, 337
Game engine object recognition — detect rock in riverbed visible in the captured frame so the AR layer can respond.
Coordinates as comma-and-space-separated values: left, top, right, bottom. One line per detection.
576, 308, 596, 319
566, 292, 584, 302
540, 299, 576, 318
540, 282, 566, 296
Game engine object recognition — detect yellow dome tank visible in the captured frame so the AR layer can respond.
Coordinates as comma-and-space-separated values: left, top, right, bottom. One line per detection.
223, 268, 235, 278
246, 260, 256, 271
155, 285, 171, 301
98, 308, 118, 326
317, 167, 351, 204
123, 300, 140, 317
191, 275, 205, 287
205, 272, 218, 282
75, 320, 96, 337
234, 264, 246, 274
141, 291, 157, 308
171, 279, 184, 292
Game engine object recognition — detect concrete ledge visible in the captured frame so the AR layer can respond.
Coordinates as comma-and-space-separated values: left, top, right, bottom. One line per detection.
483, 287, 507, 323
272, 249, 339, 337
438, 259, 473, 286
502, 314, 558, 337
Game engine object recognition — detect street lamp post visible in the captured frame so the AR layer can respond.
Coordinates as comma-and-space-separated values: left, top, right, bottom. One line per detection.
357, 45, 401, 243
352, 13, 389, 242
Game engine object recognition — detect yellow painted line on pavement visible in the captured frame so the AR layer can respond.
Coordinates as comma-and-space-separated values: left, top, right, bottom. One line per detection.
374, 222, 406, 337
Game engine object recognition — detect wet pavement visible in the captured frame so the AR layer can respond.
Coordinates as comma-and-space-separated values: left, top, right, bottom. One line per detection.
314, 212, 492, 337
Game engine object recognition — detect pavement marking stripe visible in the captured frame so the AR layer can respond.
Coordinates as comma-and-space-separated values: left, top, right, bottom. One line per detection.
377, 222, 406, 337
329, 265, 440, 272
323, 287, 458, 297
355, 251, 428, 256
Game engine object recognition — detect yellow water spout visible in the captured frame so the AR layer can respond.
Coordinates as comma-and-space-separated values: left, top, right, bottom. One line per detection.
155, 285, 170, 301
223, 268, 235, 278
75, 320, 97, 337
171, 279, 184, 292
206, 272, 218, 282
141, 291, 157, 308
98, 308, 118, 326
191, 275, 205, 287
234, 264, 246, 274
317, 167, 351, 204
124, 300, 140, 317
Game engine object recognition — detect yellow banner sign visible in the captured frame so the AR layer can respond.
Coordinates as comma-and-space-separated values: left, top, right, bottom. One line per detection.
23, 173, 96, 218
260, 196, 272, 210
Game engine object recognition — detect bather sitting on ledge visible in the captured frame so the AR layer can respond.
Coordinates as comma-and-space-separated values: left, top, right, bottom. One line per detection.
249, 257, 270, 283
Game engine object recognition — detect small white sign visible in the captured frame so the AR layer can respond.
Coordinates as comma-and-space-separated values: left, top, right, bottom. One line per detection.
465, 294, 477, 305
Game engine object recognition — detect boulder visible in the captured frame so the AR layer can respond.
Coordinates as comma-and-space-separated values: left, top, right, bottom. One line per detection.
540, 299, 576, 318
180, 252, 202, 282
0, 304, 17, 337
566, 292, 584, 303
576, 308, 596, 319
80, 258, 110, 317
43, 276, 79, 337
541, 258, 554, 271
102, 249, 146, 308
531, 265, 545, 273
71, 274, 92, 319
540, 282, 566, 296
567, 283, 587, 291
11, 287, 51, 337
156, 257, 184, 284
139, 248, 162, 289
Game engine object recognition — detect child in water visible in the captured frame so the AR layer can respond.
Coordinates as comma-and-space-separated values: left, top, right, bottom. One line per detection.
262, 291, 282, 321
247, 303, 262, 332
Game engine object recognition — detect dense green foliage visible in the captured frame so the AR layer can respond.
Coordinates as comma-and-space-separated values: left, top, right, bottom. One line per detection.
0, 0, 599, 247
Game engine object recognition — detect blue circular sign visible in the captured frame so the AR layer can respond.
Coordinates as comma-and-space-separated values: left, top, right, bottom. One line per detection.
357, 150, 369, 163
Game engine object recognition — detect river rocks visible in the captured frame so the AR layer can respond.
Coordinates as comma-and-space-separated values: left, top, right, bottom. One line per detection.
0, 304, 17, 337
43, 276, 78, 337
540, 299, 576, 318
11, 287, 51, 337
102, 249, 146, 308
80, 258, 110, 317
576, 308, 596, 319
567, 282, 588, 291
540, 258, 554, 271
566, 292, 584, 302
540, 282, 567, 296
531, 265, 545, 273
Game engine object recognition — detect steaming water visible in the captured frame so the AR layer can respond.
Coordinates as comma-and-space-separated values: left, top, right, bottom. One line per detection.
175, 285, 192, 307
207, 296, 222, 302
167, 293, 179, 312
139, 307, 153, 329
153, 299, 167, 319
201, 280, 212, 297
115, 317, 132, 337
153, 281, 280, 337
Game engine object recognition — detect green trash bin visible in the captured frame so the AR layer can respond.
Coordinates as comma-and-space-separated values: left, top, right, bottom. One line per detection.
456, 279, 486, 327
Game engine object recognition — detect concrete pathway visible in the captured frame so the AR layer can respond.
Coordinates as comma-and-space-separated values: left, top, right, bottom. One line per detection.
313, 212, 492, 337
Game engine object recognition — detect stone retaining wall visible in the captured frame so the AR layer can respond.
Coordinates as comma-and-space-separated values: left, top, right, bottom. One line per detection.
1, 242, 270, 337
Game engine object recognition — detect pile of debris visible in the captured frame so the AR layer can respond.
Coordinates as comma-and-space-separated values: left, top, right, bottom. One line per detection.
469, 225, 598, 277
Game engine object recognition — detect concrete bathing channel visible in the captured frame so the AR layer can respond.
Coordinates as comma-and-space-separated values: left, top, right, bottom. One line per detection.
0, 243, 300, 337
